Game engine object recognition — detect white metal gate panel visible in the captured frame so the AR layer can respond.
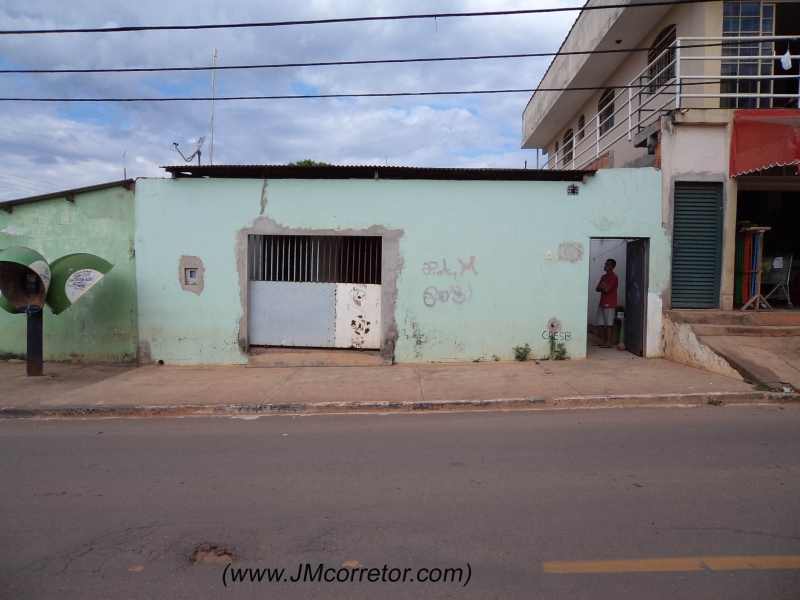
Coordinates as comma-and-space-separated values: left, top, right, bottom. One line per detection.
249, 282, 335, 347
334, 284, 381, 349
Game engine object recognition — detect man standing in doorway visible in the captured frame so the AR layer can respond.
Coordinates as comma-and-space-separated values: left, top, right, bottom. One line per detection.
595, 259, 618, 349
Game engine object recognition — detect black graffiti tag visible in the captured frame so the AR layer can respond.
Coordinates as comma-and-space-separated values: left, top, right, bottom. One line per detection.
423, 285, 473, 307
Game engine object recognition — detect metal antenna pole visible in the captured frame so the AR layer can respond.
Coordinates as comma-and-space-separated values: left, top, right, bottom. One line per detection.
210, 48, 217, 165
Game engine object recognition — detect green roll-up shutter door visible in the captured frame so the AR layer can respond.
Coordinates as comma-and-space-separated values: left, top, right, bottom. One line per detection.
672, 183, 723, 308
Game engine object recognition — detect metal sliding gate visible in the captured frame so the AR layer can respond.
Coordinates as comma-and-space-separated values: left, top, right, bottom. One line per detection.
248, 235, 382, 349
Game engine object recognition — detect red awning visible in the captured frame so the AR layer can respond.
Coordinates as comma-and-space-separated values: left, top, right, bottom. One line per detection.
730, 109, 800, 177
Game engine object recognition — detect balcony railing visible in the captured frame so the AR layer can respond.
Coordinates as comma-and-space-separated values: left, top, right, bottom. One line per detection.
544, 35, 800, 171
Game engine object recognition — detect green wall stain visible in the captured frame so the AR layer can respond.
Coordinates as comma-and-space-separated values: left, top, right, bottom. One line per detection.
0, 186, 138, 362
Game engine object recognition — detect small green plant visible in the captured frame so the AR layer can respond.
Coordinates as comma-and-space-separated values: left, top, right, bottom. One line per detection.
513, 343, 531, 361
755, 382, 774, 392
707, 397, 722, 405
548, 335, 569, 360
492, 355, 500, 362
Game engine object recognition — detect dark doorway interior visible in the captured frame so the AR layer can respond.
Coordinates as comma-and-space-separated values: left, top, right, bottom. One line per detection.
587, 238, 649, 357
737, 189, 800, 306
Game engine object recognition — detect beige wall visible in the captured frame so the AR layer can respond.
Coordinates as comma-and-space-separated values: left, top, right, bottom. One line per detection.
543, 2, 718, 168
660, 110, 736, 310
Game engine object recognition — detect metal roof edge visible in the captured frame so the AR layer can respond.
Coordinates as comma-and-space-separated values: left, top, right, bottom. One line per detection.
0, 179, 135, 213
160, 165, 594, 182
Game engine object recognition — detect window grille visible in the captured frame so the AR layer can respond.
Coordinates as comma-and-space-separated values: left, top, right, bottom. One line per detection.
647, 25, 677, 93
249, 235, 382, 284
598, 89, 615, 135
562, 129, 574, 167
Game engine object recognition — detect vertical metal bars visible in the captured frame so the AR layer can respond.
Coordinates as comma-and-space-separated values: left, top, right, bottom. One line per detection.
249, 235, 381, 284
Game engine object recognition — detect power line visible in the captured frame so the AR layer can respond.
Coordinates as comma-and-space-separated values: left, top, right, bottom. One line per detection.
0, 171, 62, 190
0, 177, 58, 193
0, 1, 715, 36
0, 180, 52, 195
0, 41, 729, 75
0, 79, 721, 103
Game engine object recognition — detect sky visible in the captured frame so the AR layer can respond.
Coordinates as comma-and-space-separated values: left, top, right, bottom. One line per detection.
0, 1, 579, 201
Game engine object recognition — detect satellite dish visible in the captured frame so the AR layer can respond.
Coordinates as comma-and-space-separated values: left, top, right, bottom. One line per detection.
172, 135, 206, 165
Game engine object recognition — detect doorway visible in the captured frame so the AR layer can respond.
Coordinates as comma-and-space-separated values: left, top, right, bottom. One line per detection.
587, 238, 649, 357
736, 186, 800, 308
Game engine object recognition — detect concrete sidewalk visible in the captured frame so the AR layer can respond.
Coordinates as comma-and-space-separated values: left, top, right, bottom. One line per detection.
1, 346, 797, 418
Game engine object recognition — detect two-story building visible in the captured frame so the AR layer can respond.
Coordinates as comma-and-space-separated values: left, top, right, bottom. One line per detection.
523, 0, 800, 381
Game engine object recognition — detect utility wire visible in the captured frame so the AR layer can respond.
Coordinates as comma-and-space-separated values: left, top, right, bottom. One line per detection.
0, 79, 725, 102
0, 41, 733, 75
0, 0, 716, 36
0, 181, 53, 195
0, 171, 62, 190
0, 177, 60, 193
0, 180, 59, 194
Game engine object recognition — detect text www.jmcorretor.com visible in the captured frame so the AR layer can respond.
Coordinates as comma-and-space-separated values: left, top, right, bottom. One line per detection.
222, 563, 472, 587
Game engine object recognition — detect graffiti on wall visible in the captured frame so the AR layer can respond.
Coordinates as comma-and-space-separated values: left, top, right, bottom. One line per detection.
422, 255, 478, 279
423, 284, 473, 307
422, 255, 478, 307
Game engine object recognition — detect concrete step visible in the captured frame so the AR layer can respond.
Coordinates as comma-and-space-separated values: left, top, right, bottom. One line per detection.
665, 309, 800, 327
691, 324, 800, 337
247, 347, 391, 368
753, 312, 800, 326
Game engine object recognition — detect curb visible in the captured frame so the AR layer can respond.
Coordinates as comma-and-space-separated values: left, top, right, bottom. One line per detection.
1, 391, 798, 419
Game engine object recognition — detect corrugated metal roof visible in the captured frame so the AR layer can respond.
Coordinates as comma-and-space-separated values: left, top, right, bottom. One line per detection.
0, 179, 135, 213
161, 164, 593, 182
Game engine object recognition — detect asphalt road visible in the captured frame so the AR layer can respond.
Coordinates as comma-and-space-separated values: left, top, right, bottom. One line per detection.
1, 405, 799, 599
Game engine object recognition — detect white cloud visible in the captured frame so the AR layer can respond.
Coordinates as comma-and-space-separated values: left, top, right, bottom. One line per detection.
0, 0, 577, 200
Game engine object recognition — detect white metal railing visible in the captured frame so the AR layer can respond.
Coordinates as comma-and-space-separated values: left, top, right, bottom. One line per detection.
543, 35, 800, 171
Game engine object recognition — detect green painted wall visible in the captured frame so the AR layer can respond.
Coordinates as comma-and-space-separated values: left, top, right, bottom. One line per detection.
0, 186, 138, 362
135, 169, 668, 364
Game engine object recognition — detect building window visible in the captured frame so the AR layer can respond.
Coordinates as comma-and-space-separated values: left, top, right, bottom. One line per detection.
562, 129, 574, 167
577, 115, 586, 141
554, 140, 559, 164
647, 25, 676, 93
722, 2, 775, 108
598, 89, 615, 135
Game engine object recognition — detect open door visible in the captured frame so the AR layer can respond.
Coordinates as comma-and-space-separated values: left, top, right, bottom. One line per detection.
625, 239, 647, 356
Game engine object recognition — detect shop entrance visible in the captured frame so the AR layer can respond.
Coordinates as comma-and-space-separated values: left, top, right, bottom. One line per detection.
736, 186, 800, 308
587, 238, 649, 357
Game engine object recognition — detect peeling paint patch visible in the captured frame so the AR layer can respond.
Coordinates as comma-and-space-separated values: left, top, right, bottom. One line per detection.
405, 315, 427, 358
0, 225, 25, 236
557, 242, 585, 263
260, 179, 268, 215
179, 255, 205, 295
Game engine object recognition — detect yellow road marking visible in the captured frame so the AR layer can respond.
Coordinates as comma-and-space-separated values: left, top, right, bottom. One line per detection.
543, 555, 800, 574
